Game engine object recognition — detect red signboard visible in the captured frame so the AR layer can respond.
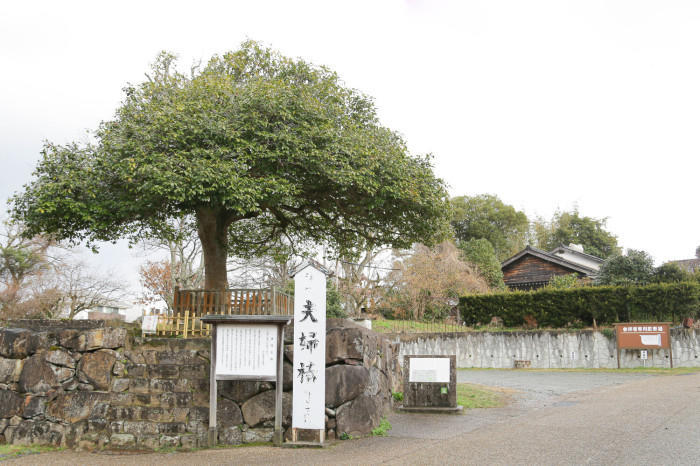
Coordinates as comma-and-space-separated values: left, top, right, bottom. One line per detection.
613, 322, 672, 368
614, 323, 671, 349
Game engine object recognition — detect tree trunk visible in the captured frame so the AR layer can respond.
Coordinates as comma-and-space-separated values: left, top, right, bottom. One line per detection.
196, 207, 230, 290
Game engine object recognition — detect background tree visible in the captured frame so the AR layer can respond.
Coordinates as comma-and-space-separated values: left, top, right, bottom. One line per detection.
12, 41, 450, 290
651, 262, 693, 284
382, 241, 488, 321
1, 220, 123, 318
596, 249, 655, 286
325, 278, 346, 318
451, 194, 529, 261
457, 238, 505, 291
52, 261, 125, 319
531, 209, 620, 259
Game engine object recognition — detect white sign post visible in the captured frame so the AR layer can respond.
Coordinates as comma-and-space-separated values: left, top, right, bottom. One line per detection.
291, 262, 327, 445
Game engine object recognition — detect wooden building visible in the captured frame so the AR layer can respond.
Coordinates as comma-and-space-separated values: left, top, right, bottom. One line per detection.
501, 245, 602, 290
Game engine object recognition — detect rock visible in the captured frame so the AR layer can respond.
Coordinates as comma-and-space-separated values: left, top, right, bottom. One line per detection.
109, 433, 135, 448
326, 429, 336, 441
77, 350, 116, 390
150, 364, 179, 379
102, 328, 127, 348
52, 365, 75, 384
180, 434, 198, 449
217, 397, 243, 428
138, 435, 160, 450
46, 391, 111, 423
325, 407, 336, 417
241, 390, 292, 427
363, 366, 389, 398
284, 344, 294, 363
111, 378, 130, 392
325, 365, 370, 408
219, 380, 265, 404
0, 329, 48, 359
22, 396, 47, 418
18, 353, 60, 394
112, 360, 126, 377
326, 327, 379, 366
335, 394, 384, 437
242, 427, 274, 443
0, 389, 24, 418
283, 361, 293, 391
159, 435, 180, 448
218, 426, 242, 445
0, 357, 24, 383
45, 349, 76, 368
59, 328, 126, 352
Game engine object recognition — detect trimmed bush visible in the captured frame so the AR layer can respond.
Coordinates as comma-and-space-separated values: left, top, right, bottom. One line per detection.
459, 282, 700, 328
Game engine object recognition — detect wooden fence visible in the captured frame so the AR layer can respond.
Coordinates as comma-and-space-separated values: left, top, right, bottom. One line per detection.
144, 287, 294, 338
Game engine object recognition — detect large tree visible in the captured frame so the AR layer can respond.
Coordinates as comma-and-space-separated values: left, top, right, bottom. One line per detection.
12, 41, 450, 289
451, 194, 529, 261
531, 209, 620, 259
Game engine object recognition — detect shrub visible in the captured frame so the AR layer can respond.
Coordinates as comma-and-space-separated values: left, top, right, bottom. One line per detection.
459, 282, 700, 327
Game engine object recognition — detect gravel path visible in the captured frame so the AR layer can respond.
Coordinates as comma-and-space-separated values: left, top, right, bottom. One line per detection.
457, 369, 656, 408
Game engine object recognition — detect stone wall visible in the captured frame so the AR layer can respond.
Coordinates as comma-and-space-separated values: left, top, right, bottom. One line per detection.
0, 318, 398, 450
393, 328, 700, 369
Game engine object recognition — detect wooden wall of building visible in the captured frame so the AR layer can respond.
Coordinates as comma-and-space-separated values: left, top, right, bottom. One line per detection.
502, 255, 578, 288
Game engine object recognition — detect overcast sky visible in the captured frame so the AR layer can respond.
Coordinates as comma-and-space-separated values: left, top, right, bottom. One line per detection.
2, 0, 699, 295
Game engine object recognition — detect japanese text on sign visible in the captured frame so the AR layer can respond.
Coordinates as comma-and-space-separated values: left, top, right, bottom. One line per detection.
292, 264, 327, 430
215, 324, 277, 378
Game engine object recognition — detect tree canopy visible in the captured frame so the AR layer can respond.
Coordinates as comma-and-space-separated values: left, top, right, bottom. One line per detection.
596, 249, 655, 286
532, 209, 620, 259
450, 194, 529, 261
457, 238, 505, 291
11, 41, 450, 289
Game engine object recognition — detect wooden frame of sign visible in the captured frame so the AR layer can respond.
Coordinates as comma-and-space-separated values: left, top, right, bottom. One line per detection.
201, 315, 292, 447
613, 322, 673, 369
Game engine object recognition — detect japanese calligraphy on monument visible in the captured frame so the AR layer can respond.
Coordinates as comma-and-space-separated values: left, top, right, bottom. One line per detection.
215, 324, 278, 378
292, 263, 327, 430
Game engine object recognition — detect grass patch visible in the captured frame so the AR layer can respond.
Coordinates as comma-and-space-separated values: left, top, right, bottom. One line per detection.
370, 417, 392, 436
0, 444, 63, 460
457, 383, 507, 409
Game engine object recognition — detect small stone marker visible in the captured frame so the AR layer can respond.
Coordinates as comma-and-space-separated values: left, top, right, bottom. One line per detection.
399, 355, 462, 413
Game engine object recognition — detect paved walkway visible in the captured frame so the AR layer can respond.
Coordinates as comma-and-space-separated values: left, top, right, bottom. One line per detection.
8, 370, 700, 465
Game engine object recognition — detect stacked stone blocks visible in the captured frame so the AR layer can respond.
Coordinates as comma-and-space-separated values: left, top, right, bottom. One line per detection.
0, 318, 399, 450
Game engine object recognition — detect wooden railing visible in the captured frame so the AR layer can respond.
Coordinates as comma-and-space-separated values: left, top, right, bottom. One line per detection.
143, 287, 294, 338
172, 287, 294, 317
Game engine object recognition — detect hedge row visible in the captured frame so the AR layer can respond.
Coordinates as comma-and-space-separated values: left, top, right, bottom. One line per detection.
459, 282, 700, 328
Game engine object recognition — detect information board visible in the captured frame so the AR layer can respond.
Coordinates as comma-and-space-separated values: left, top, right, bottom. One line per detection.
614, 323, 670, 349
292, 264, 326, 431
409, 357, 450, 383
215, 324, 278, 378
141, 315, 158, 334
